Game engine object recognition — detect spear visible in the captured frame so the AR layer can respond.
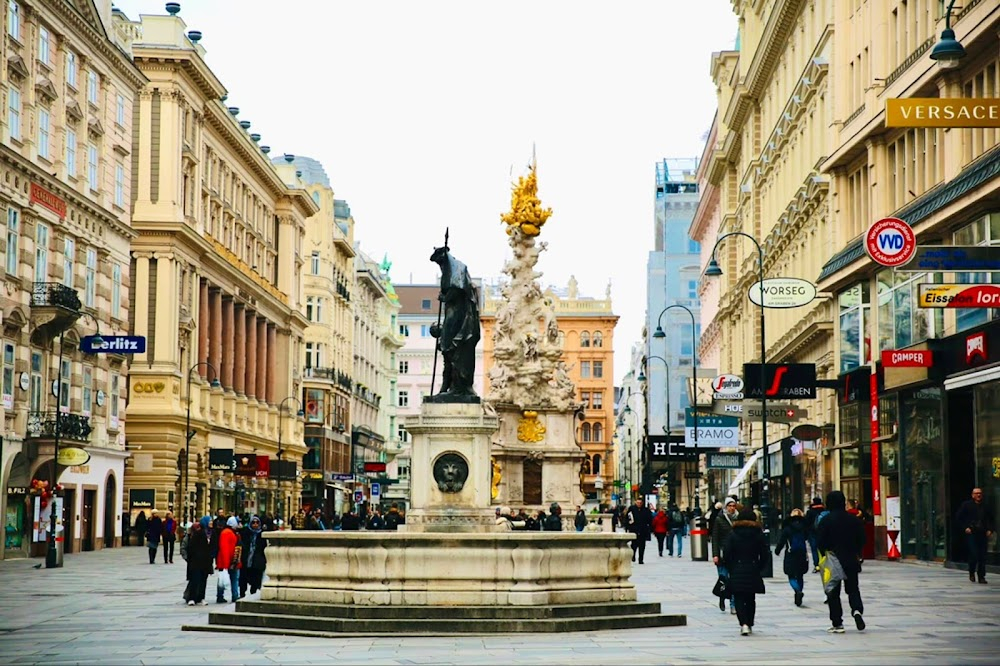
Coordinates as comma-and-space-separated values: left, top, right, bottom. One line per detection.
429, 228, 449, 397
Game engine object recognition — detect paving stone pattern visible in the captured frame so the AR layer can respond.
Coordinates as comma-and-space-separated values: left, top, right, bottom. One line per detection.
0, 536, 998, 665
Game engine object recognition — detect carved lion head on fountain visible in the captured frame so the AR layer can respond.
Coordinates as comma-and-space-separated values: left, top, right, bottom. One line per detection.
433, 452, 469, 493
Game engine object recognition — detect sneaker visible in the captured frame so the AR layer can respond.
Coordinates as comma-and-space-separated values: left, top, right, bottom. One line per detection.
853, 610, 865, 631
730, 607, 737, 615
187, 600, 195, 606
198, 601, 208, 606
216, 599, 225, 604
740, 624, 750, 636
828, 626, 845, 634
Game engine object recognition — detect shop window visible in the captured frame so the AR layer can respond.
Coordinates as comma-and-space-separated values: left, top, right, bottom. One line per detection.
952, 214, 1000, 332
838, 283, 870, 373
877, 270, 943, 353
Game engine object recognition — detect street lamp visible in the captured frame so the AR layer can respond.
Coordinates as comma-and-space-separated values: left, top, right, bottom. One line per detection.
930, 0, 966, 69
277, 396, 304, 528
184, 362, 221, 527
707, 231, 774, 575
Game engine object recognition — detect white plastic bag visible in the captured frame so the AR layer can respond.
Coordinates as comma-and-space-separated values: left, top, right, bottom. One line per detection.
216, 568, 231, 599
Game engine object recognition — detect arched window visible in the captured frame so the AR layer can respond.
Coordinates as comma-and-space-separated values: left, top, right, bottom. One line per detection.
581, 422, 592, 442
580, 331, 590, 348
593, 331, 603, 347
593, 454, 602, 475
593, 422, 603, 442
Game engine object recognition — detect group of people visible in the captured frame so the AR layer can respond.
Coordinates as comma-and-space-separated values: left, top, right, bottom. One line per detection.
496, 504, 565, 531
289, 503, 408, 531
615, 499, 691, 564
138, 509, 178, 564
177, 509, 269, 607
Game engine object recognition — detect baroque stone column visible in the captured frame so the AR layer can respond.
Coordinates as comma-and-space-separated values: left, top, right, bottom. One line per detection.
245, 310, 257, 399
256, 318, 268, 403
266, 324, 277, 404
209, 289, 222, 376
198, 279, 209, 378
221, 296, 234, 389
233, 303, 246, 395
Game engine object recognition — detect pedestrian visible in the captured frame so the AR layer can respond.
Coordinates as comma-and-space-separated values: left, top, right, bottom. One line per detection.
652, 506, 669, 556
712, 498, 738, 614
722, 507, 769, 636
752, 504, 763, 524
384, 503, 405, 530
523, 510, 538, 531
708, 501, 723, 538
668, 503, 685, 557
239, 515, 267, 597
775, 508, 809, 606
574, 505, 587, 532
366, 507, 385, 531
145, 509, 163, 565
184, 516, 213, 606
804, 496, 825, 573
215, 516, 241, 604
544, 503, 563, 531
340, 508, 361, 531
626, 497, 652, 564
534, 509, 547, 531
817, 490, 866, 633
162, 511, 177, 564
955, 487, 995, 584
611, 506, 620, 532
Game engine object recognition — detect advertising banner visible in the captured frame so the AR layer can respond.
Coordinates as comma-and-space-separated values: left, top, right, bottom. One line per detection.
898, 246, 1000, 273
886, 98, 1000, 128
208, 448, 235, 472
743, 363, 817, 399
918, 283, 1000, 308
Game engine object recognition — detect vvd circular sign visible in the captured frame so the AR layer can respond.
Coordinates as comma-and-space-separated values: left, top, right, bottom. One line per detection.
865, 217, 916, 268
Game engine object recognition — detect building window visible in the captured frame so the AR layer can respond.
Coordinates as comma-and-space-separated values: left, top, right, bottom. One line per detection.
398, 360, 409, 374
398, 390, 409, 408
593, 454, 602, 475
111, 263, 121, 318
85, 248, 96, 307
592, 391, 603, 409
593, 422, 603, 442
34, 223, 48, 283
838, 283, 870, 374
876, 270, 942, 354
115, 94, 125, 126
688, 238, 700, 253
680, 323, 694, 356
6, 207, 18, 276
59, 358, 70, 412
580, 361, 590, 378
310, 252, 320, 275
688, 280, 698, 299
62, 237, 74, 287
581, 422, 592, 442
2, 341, 13, 409
7, 1, 19, 40
7, 88, 20, 141
66, 51, 77, 88
87, 70, 98, 105
952, 214, 1000, 332
581, 391, 590, 408
66, 130, 77, 177
304, 342, 321, 369
82, 365, 93, 416
29, 351, 41, 411
114, 162, 125, 207
421, 299, 432, 310
399, 324, 409, 337
592, 331, 603, 348
420, 324, 430, 337
580, 331, 590, 348
593, 361, 603, 379
397, 426, 408, 443
87, 143, 99, 191
109, 372, 119, 429
38, 26, 49, 64
38, 108, 50, 159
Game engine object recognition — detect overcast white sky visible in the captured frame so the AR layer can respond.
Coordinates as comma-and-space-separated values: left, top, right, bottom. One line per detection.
117, 0, 738, 382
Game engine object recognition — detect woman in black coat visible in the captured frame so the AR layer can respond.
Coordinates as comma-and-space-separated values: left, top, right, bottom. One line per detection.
722, 508, 770, 636
185, 516, 213, 606
239, 515, 268, 597
775, 508, 810, 607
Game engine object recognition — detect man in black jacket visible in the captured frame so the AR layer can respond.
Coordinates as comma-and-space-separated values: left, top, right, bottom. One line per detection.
817, 490, 866, 633
804, 496, 825, 572
956, 488, 995, 584
626, 498, 653, 564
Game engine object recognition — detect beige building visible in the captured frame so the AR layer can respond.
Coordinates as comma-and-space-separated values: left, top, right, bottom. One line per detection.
123, 9, 317, 527
0, 1, 144, 558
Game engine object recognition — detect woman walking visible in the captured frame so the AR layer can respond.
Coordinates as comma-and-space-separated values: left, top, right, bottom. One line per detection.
162, 511, 177, 564
775, 508, 809, 606
239, 515, 268, 597
722, 507, 770, 636
145, 509, 163, 564
652, 507, 669, 557
185, 516, 213, 606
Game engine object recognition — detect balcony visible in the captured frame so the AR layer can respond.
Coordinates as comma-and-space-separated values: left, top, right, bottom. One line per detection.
304, 366, 338, 382
26, 411, 93, 442
30, 283, 82, 343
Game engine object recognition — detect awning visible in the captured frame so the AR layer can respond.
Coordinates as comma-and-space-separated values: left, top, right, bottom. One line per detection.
728, 449, 764, 495
944, 362, 1000, 391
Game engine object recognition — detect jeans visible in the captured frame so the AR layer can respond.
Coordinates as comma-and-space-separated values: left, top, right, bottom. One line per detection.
217, 568, 240, 602
788, 575, 804, 593
654, 533, 666, 555
967, 532, 988, 580
163, 539, 174, 563
734, 592, 757, 627
808, 535, 820, 568
827, 569, 863, 627
717, 564, 734, 609
670, 529, 684, 557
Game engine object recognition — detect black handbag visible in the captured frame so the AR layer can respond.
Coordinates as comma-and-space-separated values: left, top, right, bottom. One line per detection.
712, 575, 730, 598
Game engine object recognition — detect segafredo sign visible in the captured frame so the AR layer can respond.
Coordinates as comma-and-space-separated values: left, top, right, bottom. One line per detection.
748, 278, 818, 309
712, 374, 744, 400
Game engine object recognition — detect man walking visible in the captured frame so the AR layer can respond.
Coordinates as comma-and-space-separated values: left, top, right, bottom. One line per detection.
956, 488, 995, 584
668, 503, 686, 558
817, 490, 866, 633
574, 505, 588, 532
712, 498, 738, 614
805, 496, 825, 572
626, 498, 652, 564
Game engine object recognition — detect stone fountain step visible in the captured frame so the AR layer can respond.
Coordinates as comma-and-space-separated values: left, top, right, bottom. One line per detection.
233, 599, 664, 620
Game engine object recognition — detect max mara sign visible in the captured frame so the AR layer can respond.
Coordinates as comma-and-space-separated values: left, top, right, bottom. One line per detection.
886, 98, 1000, 128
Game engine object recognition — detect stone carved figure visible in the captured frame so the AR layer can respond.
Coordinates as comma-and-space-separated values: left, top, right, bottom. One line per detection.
427, 246, 481, 403
433, 452, 470, 493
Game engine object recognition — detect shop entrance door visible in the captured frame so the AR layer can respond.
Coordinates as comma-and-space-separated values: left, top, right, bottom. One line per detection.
913, 471, 943, 561
62, 488, 75, 554
81, 490, 95, 551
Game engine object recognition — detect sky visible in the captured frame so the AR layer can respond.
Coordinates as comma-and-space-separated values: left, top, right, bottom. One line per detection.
116, 0, 738, 382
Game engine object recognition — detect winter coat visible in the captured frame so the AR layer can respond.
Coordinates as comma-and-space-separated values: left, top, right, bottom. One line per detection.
652, 511, 669, 535
956, 499, 995, 535
384, 509, 404, 531
574, 510, 588, 530
162, 518, 177, 542
774, 516, 809, 578
340, 513, 361, 531
721, 520, 769, 595
626, 505, 653, 539
543, 513, 563, 531
215, 526, 241, 571
185, 527, 213, 577
712, 510, 735, 559
816, 492, 865, 575
804, 501, 825, 537
145, 515, 163, 544
240, 528, 267, 571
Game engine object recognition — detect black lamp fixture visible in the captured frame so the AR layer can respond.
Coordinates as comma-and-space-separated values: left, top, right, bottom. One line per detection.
930, 0, 966, 68
652, 326, 666, 339
187, 30, 202, 43
637, 368, 646, 382
296, 170, 302, 178
165, 2, 181, 16
705, 258, 724, 277
220, 94, 228, 103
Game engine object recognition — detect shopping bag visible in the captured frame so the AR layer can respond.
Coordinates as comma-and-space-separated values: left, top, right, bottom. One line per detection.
819, 553, 845, 595
216, 568, 231, 598
712, 575, 730, 598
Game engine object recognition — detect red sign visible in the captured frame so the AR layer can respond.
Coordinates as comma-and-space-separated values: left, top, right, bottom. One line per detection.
869, 372, 881, 516
881, 349, 933, 367
363, 461, 386, 473
966, 332, 988, 364
865, 217, 916, 267
255, 456, 270, 478
30, 183, 67, 219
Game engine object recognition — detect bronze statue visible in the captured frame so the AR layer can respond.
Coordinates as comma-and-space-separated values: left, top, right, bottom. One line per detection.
427, 239, 481, 404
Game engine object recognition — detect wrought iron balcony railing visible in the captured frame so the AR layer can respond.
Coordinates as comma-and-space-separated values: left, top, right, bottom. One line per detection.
31, 283, 82, 311
304, 366, 337, 380
27, 411, 93, 442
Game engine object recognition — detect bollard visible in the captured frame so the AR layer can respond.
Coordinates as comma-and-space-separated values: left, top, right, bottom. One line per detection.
689, 515, 709, 561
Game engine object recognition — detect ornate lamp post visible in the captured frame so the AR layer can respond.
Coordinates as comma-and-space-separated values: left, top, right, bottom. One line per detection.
185, 362, 220, 527
277, 396, 304, 528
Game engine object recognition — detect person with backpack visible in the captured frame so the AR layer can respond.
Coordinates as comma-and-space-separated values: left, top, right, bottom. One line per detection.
574, 506, 588, 532
804, 496, 825, 572
775, 508, 810, 606
667, 503, 686, 557
384, 503, 404, 530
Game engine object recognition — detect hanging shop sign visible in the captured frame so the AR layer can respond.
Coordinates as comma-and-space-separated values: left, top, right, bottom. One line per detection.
683, 410, 739, 448
208, 448, 235, 472
748, 278, 817, 309
363, 461, 387, 473
896, 245, 1000, 273
706, 452, 745, 469
742, 363, 817, 399
234, 453, 257, 476
647, 434, 697, 462
791, 424, 823, 441
881, 349, 933, 368
886, 98, 1000, 129
255, 456, 270, 478
129, 489, 155, 510
865, 217, 917, 268
917, 284, 1000, 309
56, 447, 91, 466
712, 401, 807, 424
80, 335, 146, 354
711, 374, 744, 400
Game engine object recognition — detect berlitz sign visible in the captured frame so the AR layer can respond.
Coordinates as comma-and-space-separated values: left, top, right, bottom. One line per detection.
80, 335, 147, 354
881, 349, 933, 368
748, 278, 817, 309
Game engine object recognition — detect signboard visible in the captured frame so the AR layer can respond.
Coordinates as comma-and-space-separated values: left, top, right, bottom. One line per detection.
129, 489, 155, 510
917, 283, 1000, 309
371, 483, 381, 501
209, 448, 235, 472
80, 335, 146, 354
330, 473, 354, 482
6, 486, 28, 495
30, 182, 67, 219
683, 410, 739, 448
743, 363, 817, 399
881, 349, 933, 368
706, 452, 745, 469
56, 447, 90, 466
791, 424, 823, 441
684, 408, 738, 428
647, 435, 697, 461
363, 461, 387, 473
897, 245, 1000, 273
255, 456, 270, 478
234, 453, 257, 476
712, 374, 744, 400
870, 372, 881, 516
865, 217, 916, 268
748, 278, 818, 309
711, 401, 807, 423
886, 98, 1000, 128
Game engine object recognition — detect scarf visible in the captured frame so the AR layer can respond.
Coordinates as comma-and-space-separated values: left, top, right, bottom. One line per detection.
247, 515, 262, 566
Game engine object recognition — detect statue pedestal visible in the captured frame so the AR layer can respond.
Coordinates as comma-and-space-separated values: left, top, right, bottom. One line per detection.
492, 406, 585, 513
404, 402, 499, 532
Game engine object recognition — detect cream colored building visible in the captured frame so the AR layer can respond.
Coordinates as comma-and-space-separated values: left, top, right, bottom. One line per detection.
0, 1, 144, 558
123, 10, 317, 527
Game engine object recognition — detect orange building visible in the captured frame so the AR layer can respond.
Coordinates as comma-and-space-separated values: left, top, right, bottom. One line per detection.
481, 276, 618, 505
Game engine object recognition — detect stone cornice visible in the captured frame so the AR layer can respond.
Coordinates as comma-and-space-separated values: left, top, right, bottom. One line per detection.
203, 103, 292, 202
133, 45, 225, 102
767, 300, 833, 361
50, 0, 147, 90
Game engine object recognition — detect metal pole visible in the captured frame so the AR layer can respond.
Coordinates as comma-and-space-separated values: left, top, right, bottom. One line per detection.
185, 371, 192, 526
277, 407, 283, 526
757, 243, 770, 541
429, 228, 448, 397
690, 310, 700, 516
46, 333, 63, 568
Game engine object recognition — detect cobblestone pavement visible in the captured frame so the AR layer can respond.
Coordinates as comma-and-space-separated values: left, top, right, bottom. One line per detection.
1, 536, 998, 665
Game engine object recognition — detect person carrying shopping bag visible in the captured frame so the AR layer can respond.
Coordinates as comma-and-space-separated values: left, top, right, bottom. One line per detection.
215, 516, 242, 603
